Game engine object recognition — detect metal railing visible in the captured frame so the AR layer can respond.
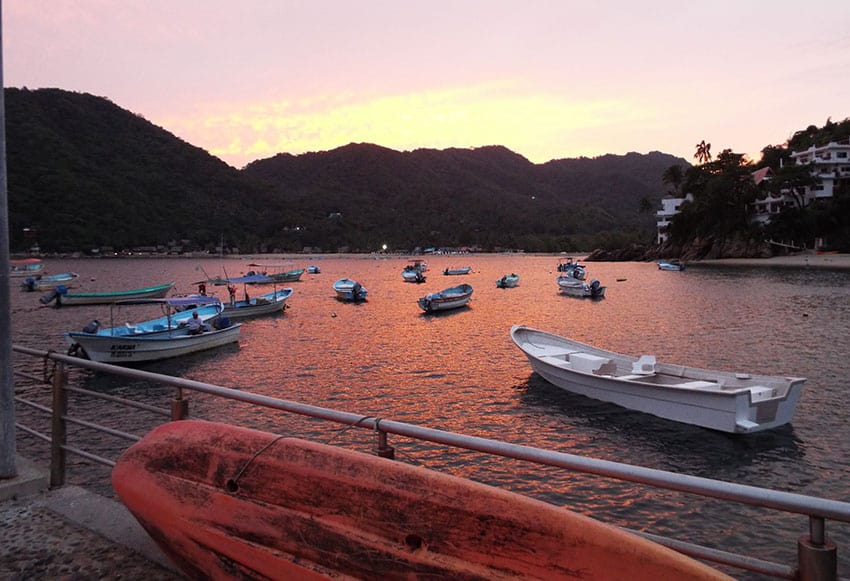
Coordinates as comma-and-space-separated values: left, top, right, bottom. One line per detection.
12, 345, 850, 580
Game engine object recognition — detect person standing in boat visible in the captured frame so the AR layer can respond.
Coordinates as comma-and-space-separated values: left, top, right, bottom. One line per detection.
227, 284, 237, 307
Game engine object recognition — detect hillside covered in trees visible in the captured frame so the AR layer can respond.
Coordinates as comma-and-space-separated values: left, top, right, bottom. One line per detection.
652, 118, 850, 259
6, 88, 686, 254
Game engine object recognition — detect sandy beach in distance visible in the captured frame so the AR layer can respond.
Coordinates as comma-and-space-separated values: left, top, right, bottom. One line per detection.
694, 252, 850, 270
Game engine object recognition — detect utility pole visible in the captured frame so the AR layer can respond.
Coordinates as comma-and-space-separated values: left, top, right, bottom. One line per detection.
0, 0, 19, 480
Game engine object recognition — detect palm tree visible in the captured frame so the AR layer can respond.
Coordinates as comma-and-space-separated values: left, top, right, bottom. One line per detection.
694, 140, 712, 165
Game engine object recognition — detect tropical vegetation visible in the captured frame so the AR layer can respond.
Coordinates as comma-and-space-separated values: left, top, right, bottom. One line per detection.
659, 118, 850, 256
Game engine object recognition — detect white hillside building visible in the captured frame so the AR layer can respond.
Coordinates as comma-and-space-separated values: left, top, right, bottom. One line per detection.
656, 194, 693, 244
789, 139, 850, 202
655, 139, 849, 242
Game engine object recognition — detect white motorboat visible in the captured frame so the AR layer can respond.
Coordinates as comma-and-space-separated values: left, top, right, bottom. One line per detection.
333, 278, 368, 302
510, 325, 806, 434
222, 287, 293, 319
20, 272, 79, 292
658, 260, 686, 271
65, 297, 241, 363
556, 275, 605, 298
418, 284, 473, 312
402, 265, 427, 283
496, 273, 520, 288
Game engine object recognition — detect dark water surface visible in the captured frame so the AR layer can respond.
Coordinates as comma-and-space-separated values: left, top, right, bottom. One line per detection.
11, 255, 850, 576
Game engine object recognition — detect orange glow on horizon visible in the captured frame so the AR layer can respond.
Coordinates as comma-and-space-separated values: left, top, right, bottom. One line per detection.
156, 83, 658, 168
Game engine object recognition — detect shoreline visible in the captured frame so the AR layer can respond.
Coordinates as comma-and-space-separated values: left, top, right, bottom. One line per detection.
17, 251, 850, 270
691, 252, 850, 270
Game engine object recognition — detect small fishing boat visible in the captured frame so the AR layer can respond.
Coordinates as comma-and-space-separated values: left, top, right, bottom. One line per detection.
65, 298, 241, 364
70, 296, 225, 339
401, 264, 426, 283
10, 258, 44, 278
188, 274, 292, 319
20, 272, 79, 292
510, 325, 806, 434
40, 282, 175, 307
496, 273, 520, 288
248, 262, 304, 282
557, 257, 586, 280
443, 266, 472, 275
556, 275, 606, 298
418, 283, 473, 312
112, 420, 732, 580
406, 258, 428, 272
223, 287, 293, 320
658, 260, 686, 271
333, 278, 368, 302
306, 265, 321, 274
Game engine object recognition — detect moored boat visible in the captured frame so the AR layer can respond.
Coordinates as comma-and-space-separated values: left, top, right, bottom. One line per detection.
112, 420, 732, 580
10, 258, 44, 277
418, 283, 473, 312
20, 272, 79, 292
40, 282, 175, 307
248, 262, 304, 282
333, 278, 368, 302
496, 273, 520, 288
306, 265, 321, 274
193, 274, 293, 319
222, 287, 293, 319
443, 266, 472, 275
658, 260, 686, 271
65, 298, 241, 364
70, 296, 225, 339
510, 325, 806, 434
557, 257, 586, 280
401, 264, 426, 283
556, 275, 605, 298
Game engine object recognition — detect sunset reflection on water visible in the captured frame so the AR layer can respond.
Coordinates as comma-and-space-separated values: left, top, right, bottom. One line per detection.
11, 254, 850, 575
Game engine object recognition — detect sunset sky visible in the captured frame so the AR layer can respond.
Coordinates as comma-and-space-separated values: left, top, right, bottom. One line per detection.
4, 1, 849, 169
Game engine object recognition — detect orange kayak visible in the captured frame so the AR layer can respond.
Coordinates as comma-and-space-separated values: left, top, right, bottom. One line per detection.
112, 420, 733, 580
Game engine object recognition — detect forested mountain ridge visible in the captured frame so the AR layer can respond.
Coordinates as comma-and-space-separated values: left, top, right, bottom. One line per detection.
6, 88, 688, 253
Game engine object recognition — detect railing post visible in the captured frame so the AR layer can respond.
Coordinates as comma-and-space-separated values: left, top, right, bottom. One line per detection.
797, 516, 837, 581
49, 361, 67, 488
375, 428, 394, 459
171, 386, 189, 420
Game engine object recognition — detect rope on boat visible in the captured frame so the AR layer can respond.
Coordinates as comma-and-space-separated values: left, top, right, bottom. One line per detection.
226, 434, 286, 493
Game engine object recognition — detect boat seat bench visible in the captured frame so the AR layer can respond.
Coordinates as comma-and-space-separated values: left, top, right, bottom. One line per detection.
677, 380, 721, 390
530, 345, 580, 358
568, 352, 617, 375
617, 374, 655, 381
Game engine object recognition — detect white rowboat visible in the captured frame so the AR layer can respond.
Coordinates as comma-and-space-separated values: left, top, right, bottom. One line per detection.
510, 325, 805, 434
418, 284, 473, 312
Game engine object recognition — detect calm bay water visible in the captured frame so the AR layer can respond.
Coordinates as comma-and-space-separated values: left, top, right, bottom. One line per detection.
11, 254, 850, 577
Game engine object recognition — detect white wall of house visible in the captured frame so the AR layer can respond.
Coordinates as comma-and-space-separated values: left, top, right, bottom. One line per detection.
790, 140, 850, 204
656, 194, 693, 243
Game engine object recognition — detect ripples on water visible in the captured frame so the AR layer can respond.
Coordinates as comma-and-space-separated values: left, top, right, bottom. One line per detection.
11, 255, 850, 576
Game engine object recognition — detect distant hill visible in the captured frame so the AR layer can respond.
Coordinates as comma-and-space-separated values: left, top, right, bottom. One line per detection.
244, 144, 687, 252
5, 88, 689, 253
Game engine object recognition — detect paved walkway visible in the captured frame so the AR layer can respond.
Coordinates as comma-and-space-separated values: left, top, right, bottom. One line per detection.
0, 457, 181, 580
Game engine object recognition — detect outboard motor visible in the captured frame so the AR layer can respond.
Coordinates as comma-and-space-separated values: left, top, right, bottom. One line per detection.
82, 320, 100, 334
590, 279, 602, 297
39, 285, 69, 306
352, 282, 363, 301
23, 277, 37, 292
